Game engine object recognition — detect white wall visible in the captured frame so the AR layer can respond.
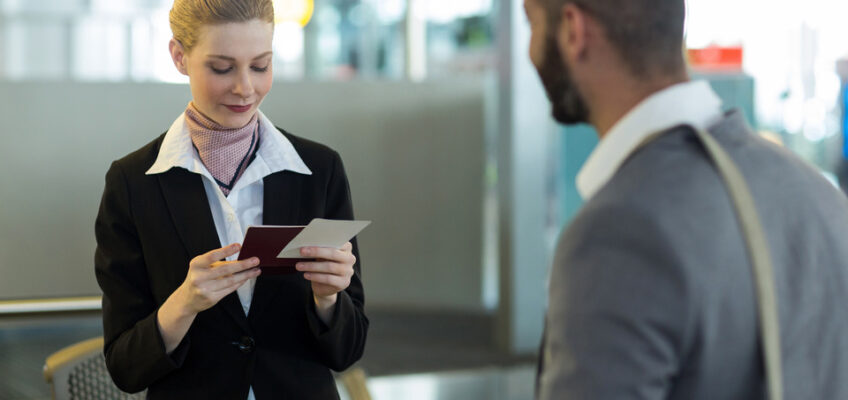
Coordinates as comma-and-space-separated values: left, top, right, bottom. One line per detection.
0, 80, 487, 312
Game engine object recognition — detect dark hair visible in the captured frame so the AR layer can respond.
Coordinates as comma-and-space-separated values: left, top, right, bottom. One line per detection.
539, 0, 686, 78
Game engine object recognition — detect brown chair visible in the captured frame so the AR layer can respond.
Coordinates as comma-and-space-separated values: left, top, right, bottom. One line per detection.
337, 368, 373, 400
43, 336, 144, 400
45, 336, 373, 400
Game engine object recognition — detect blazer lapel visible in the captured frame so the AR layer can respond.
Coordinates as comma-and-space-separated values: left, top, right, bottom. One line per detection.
249, 171, 304, 323
158, 168, 251, 332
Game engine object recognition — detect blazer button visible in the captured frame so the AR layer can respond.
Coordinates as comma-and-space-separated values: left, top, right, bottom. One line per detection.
237, 336, 255, 353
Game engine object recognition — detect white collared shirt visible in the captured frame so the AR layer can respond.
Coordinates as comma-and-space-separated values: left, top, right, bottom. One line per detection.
147, 110, 311, 400
146, 109, 312, 313
576, 80, 723, 200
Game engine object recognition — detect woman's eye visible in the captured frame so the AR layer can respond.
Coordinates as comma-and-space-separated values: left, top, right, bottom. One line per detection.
210, 66, 233, 74
251, 65, 270, 72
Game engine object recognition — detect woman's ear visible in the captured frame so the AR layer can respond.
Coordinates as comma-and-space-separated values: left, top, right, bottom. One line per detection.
169, 38, 189, 76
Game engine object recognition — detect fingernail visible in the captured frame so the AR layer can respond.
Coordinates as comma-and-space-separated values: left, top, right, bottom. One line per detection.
252, 258, 260, 266
301, 247, 312, 255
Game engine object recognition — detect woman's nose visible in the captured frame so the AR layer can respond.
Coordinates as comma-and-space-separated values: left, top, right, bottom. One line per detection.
232, 70, 255, 98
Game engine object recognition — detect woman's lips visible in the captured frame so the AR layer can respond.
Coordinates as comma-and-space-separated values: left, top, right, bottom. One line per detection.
225, 104, 252, 113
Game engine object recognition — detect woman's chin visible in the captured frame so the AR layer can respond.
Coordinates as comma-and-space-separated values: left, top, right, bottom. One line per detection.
216, 112, 255, 129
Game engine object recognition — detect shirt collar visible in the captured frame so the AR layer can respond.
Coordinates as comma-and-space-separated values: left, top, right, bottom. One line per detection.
146, 109, 312, 177
575, 80, 723, 200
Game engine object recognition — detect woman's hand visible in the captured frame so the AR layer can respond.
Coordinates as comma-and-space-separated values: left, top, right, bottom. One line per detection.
177, 243, 261, 313
157, 243, 260, 353
296, 242, 356, 312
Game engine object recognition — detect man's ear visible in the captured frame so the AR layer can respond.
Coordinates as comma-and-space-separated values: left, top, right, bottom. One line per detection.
169, 38, 189, 76
556, 3, 589, 63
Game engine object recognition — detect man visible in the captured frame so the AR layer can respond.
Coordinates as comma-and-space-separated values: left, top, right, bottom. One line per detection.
525, 0, 848, 399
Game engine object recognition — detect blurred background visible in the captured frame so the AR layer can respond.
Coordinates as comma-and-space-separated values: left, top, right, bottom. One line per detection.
0, 0, 846, 399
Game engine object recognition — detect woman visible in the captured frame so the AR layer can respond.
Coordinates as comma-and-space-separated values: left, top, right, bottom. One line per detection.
94, 1, 368, 398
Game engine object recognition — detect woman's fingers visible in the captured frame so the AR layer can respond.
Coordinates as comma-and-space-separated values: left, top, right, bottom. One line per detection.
210, 257, 260, 278
192, 243, 241, 269
189, 266, 260, 305
180, 245, 260, 313
299, 245, 356, 265
188, 258, 257, 286
296, 244, 356, 297
295, 261, 351, 276
210, 268, 261, 294
302, 271, 349, 289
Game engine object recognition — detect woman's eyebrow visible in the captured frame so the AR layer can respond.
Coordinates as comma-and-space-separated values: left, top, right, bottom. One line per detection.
207, 51, 273, 61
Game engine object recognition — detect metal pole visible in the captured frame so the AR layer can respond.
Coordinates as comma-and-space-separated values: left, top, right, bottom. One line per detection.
495, 0, 555, 354
404, 0, 426, 81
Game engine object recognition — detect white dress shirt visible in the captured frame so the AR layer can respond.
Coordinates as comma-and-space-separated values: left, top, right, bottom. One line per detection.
145, 110, 312, 400
576, 80, 724, 200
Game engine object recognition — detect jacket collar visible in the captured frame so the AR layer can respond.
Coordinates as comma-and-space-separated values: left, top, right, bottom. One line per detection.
576, 80, 723, 200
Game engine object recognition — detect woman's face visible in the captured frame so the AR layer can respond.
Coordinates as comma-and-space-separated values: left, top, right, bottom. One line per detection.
171, 19, 274, 129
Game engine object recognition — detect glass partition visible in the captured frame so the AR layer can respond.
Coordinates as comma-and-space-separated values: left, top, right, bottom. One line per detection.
0, 0, 495, 82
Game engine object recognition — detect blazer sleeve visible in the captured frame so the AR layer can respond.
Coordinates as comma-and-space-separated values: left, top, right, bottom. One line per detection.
537, 203, 694, 400
303, 151, 370, 371
94, 161, 189, 393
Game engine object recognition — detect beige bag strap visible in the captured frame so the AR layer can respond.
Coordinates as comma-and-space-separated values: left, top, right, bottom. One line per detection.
637, 125, 783, 399
677, 126, 784, 400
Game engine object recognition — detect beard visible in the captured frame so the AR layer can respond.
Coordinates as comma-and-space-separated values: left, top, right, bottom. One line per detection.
536, 35, 590, 125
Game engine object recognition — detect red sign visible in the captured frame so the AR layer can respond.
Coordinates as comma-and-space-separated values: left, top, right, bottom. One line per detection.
688, 46, 744, 71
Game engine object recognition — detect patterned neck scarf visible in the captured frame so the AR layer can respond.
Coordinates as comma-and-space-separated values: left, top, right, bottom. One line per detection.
185, 102, 260, 196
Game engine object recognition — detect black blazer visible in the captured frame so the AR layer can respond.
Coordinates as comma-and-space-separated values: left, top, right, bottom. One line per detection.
94, 127, 368, 399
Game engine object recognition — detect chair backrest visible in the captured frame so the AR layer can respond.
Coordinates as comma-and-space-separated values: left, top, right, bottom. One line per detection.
44, 336, 145, 400
337, 368, 373, 400
46, 337, 370, 400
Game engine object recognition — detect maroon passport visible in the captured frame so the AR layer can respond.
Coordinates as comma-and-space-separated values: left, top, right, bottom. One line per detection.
238, 226, 312, 274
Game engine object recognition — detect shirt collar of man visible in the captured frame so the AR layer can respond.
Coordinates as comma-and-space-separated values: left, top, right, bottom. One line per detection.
146, 109, 313, 180
576, 80, 723, 200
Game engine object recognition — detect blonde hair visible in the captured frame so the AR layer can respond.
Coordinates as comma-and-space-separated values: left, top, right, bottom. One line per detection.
169, 0, 275, 52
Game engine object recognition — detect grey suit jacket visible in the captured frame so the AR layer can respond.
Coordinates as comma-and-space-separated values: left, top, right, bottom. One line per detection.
538, 111, 848, 400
